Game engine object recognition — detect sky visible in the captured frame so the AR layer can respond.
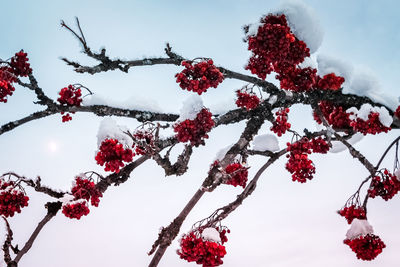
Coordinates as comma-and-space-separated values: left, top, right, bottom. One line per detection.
0, 0, 400, 266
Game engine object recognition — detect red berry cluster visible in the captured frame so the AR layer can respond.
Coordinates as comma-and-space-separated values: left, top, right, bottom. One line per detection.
313, 101, 352, 129
235, 90, 260, 110
175, 60, 224, 95
174, 108, 214, 147
0, 67, 17, 103
132, 130, 155, 155
57, 84, 83, 123
368, 169, 400, 201
317, 73, 345, 90
177, 228, 228, 267
270, 108, 291, 136
344, 234, 385, 261
310, 137, 330, 154
286, 139, 315, 183
0, 179, 29, 217
10, 50, 32, 77
62, 200, 90, 220
338, 205, 366, 224
395, 106, 400, 118
224, 162, 248, 188
349, 112, 391, 135
276, 66, 317, 92
245, 14, 309, 80
71, 176, 103, 207
95, 138, 134, 173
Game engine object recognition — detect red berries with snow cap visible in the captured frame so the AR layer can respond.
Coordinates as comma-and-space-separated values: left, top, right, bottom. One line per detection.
0, 178, 29, 217
178, 226, 229, 267
95, 138, 134, 173
175, 59, 224, 95
344, 234, 385, 261
62, 199, 90, 220
174, 108, 214, 147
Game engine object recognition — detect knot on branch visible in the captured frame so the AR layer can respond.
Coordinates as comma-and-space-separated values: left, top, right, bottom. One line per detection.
45, 201, 62, 215
148, 218, 183, 256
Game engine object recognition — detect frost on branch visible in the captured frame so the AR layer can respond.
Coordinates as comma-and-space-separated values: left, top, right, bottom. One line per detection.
252, 134, 280, 152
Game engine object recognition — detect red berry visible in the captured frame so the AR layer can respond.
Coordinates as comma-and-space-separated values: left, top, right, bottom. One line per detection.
344, 234, 385, 261
95, 138, 134, 173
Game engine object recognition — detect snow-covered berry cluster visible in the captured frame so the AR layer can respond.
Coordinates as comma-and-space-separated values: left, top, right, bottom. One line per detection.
270, 108, 291, 136
344, 234, 385, 261
224, 162, 248, 188
338, 205, 366, 224
235, 90, 260, 110
349, 112, 391, 135
175, 60, 224, 95
0, 178, 29, 217
62, 199, 90, 220
57, 84, 83, 123
368, 169, 400, 201
10, 50, 32, 77
245, 14, 309, 80
177, 227, 229, 267
95, 138, 134, 173
174, 108, 214, 147
245, 14, 345, 93
317, 73, 345, 90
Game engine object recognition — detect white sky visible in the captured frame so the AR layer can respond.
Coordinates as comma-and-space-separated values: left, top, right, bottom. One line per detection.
0, 0, 399, 266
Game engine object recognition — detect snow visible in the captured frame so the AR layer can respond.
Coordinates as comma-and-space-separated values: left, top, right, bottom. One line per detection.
343, 68, 399, 111
201, 227, 221, 243
178, 95, 203, 121
275, 0, 324, 53
268, 95, 278, 105
316, 54, 353, 83
60, 194, 75, 204
330, 133, 364, 153
252, 134, 280, 152
82, 94, 164, 113
299, 55, 318, 69
346, 219, 374, 240
215, 144, 242, 162
209, 95, 237, 115
346, 103, 393, 127
97, 118, 133, 148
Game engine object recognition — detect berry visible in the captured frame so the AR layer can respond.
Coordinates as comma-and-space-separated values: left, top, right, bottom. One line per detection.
395, 106, 400, 118
270, 108, 291, 136
71, 175, 103, 207
235, 90, 260, 110
338, 205, 366, 224
0, 67, 17, 103
244, 14, 310, 80
285, 138, 315, 183
344, 234, 385, 261
225, 162, 248, 188
95, 138, 134, 173
0, 179, 29, 217
313, 101, 352, 129
317, 73, 345, 90
62, 199, 90, 219
349, 112, 391, 135
57, 84, 83, 122
175, 60, 224, 95
276, 66, 317, 92
310, 137, 330, 154
10, 50, 32, 77
177, 227, 228, 267
132, 130, 155, 155
368, 169, 400, 201
174, 108, 214, 147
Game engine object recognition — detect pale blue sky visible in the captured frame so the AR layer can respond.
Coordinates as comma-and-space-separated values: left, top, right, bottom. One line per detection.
0, 1, 399, 266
